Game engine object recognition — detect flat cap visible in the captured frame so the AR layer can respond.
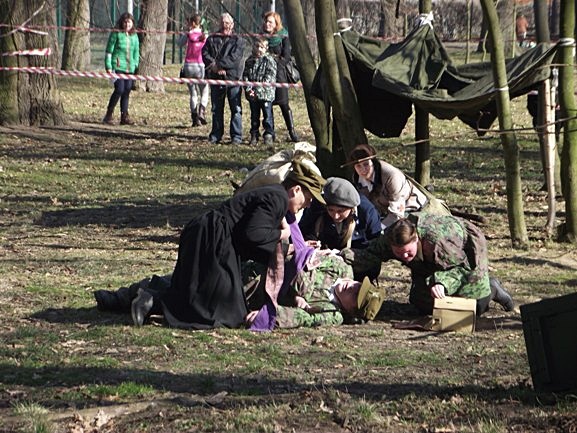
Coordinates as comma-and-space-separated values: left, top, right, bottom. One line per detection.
323, 177, 360, 208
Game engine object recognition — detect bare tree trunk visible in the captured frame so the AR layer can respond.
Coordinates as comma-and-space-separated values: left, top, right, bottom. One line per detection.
137, 0, 168, 92
479, 0, 528, 247
549, 0, 560, 39
500, 0, 516, 57
476, 10, 489, 53
379, 0, 400, 38
283, 0, 330, 170
559, 0, 577, 242
335, 0, 350, 20
315, 0, 367, 176
62, 0, 91, 70
0, 0, 65, 126
533, 0, 561, 207
542, 79, 557, 237
414, 0, 432, 186
534, 0, 551, 43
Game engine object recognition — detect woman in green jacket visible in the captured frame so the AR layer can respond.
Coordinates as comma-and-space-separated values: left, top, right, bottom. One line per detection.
103, 12, 140, 125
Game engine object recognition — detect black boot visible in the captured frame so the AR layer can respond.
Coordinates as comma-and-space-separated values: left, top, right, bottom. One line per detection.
94, 278, 148, 312
94, 286, 133, 312
490, 277, 515, 312
281, 105, 299, 142
192, 111, 200, 127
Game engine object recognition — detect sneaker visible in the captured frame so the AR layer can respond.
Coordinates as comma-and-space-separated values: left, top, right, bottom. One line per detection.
231, 137, 242, 145
249, 135, 258, 146
131, 288, 154, 326
208, 136, 220, 144
263, 134, 273, 146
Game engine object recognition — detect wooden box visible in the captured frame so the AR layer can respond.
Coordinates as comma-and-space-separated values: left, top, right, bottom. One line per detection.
431, 296, 476, 333
520, 293, 577, 393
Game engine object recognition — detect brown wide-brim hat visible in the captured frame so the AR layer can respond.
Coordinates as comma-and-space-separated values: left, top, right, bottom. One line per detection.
286, 160, 326, 204
340, 143, 378, 168
357, 277, 386, 321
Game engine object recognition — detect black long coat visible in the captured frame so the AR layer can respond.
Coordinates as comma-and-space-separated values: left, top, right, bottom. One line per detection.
268, 36, 291, 106
162, 184, 289, 329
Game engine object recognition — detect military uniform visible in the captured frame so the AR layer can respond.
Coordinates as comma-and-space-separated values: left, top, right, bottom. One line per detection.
276, 254, 355, 328
342, 213, 491, 314
244, 254, 355, 328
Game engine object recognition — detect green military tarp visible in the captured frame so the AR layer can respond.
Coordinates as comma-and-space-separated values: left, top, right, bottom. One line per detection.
336, 24, 558, 137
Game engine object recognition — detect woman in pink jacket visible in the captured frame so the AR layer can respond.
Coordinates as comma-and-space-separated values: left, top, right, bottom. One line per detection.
179, 14, 209, 126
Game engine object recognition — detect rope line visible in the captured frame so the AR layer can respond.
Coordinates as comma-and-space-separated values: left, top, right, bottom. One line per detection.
0, 66, 302, 88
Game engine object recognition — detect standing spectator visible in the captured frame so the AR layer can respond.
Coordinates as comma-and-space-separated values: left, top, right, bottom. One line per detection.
178, 14, 209, 127
516, 13, 529, 47
262, 11, 299, 142
202, 13, 246, 145
243, 37, 277, 146
103, 12, 140, 126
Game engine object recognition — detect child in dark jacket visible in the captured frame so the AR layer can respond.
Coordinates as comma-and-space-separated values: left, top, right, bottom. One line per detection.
243, 37, 277, 146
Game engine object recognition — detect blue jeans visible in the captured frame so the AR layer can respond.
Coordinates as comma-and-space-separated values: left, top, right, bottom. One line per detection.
107, 75, 134, 114
209, 85, 242, 142
249, 100, 274, 138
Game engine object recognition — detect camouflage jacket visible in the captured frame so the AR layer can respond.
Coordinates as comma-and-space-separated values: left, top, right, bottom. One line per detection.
341, 213, 491, 299
243, 52, 277, 102
275, 254, 354, 328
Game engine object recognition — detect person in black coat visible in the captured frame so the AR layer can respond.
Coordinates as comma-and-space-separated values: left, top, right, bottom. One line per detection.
94, 161, 326, 329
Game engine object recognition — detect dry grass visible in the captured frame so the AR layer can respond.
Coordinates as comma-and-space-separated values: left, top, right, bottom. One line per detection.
1, 68, 577, 433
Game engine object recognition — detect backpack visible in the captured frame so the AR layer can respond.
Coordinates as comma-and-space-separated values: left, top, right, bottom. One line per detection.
234, 142, 321, 194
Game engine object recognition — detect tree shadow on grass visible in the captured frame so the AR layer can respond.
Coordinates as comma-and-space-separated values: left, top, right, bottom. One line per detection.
0, 362, 542, 409
35, 196, 226, 229
30, 306, 132, 327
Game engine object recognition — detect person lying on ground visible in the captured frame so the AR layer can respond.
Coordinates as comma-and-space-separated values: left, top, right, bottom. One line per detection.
340, 213, 515, 316
94, 253, 386, 329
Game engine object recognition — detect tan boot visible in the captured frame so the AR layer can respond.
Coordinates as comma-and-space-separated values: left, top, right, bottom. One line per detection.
102, 108, 114, 125
120, 112, 135, 125
198, 105, 208, 125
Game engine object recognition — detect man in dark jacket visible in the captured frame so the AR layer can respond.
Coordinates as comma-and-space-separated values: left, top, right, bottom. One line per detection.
202, 12, 246, 144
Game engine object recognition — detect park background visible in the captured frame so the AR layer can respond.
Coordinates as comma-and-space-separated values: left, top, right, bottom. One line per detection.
2, 0, 577, 432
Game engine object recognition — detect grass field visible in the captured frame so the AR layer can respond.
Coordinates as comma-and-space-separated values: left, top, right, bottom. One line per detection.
1, 64, 577, 433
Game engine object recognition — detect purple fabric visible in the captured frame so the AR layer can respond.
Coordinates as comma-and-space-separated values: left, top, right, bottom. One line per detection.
286, 212, 314, 273
249, 212, 314, 332
249, 301, 276, 332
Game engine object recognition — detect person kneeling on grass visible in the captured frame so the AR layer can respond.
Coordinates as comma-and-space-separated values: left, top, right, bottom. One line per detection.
95, 160, 326, 330
340, 213, 515, 316
299, 177, 382, 282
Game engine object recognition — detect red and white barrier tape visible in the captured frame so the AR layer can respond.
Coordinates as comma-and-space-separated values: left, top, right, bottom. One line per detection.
1, 48, 52, 57
0, 66, 302, 88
